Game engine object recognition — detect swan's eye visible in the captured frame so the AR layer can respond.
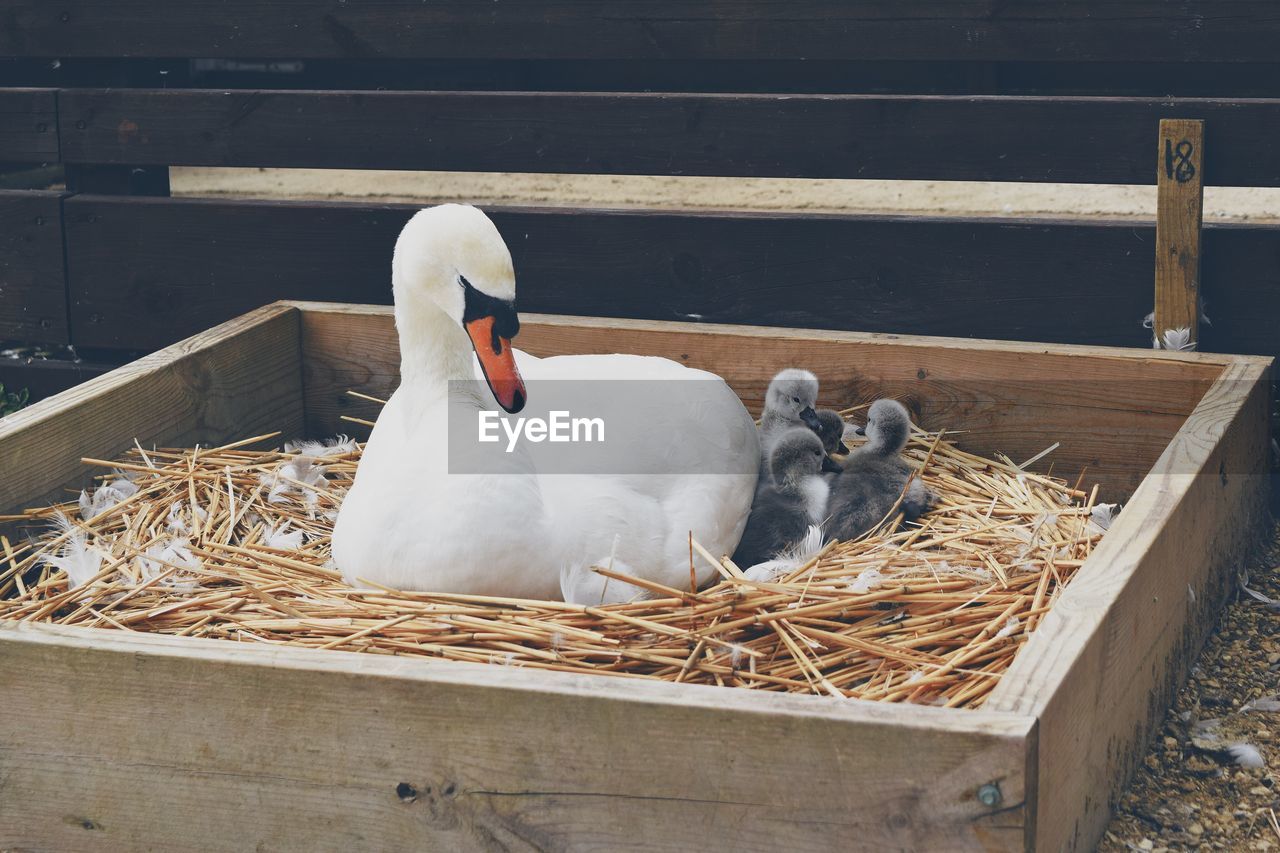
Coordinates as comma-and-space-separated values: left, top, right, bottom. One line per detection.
792, 396, 800, 404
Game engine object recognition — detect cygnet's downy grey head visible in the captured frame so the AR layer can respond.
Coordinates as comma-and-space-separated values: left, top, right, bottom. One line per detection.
764, 369, 820, 430
769, 428, 833, 486
855, 399, 912, 454
814, 409, 850, 455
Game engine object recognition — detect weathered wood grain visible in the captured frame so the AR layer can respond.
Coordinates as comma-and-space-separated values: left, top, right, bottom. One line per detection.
0, 622, 1033, 851
61, 195, 1177, 355
1, 1, 1278, 63
1154, 118, 1205, 346
986, 359, 1273, 850
0, 189, 68, 344
299, 302, 400, 438
0, 87, 57, 162
0, 303, 303, 516
56, 88, 1280, 186
299, 303, 1227, 500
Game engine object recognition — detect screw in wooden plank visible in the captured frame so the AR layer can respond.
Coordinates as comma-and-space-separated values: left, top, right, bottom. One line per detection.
977, 783, 1002, 808
1153, 118, 1205, 351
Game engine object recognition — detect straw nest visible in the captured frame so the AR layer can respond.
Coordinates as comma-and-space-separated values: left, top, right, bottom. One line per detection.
0, 405, 1112, 709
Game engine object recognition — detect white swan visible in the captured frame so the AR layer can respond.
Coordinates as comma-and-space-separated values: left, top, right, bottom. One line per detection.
331, 205, 759, 603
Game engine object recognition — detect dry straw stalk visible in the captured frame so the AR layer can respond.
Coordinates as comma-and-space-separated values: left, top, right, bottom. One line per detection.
0, 406, 1107, 709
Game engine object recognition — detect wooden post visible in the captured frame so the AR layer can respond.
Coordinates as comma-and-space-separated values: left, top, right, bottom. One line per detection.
1153, 118, 1205, 349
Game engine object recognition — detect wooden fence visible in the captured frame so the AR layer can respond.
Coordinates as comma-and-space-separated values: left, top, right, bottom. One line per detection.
2, 2, 1280, 400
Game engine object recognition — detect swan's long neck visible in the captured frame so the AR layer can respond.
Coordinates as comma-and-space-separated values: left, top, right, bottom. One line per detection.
395, 298, 475, 396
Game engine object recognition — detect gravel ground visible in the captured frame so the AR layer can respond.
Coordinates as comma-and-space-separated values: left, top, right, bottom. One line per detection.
1100, 524, 1280, 852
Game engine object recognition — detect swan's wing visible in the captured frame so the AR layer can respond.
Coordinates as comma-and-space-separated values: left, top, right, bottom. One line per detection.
475, 350, 759, 475
517, 352, 697, 381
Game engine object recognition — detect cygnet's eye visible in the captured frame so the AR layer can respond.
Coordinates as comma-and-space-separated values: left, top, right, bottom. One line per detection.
792, 396, 800, 403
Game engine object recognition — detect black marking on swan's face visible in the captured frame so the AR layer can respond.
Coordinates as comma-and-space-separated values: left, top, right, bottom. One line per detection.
460, 275, 520, 353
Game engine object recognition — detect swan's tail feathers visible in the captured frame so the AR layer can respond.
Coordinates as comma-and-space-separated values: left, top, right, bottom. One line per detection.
742, 525, 826, 584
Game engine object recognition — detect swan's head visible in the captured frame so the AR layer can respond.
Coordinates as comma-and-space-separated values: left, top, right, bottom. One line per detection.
392, 204, 526, 413
854, 399, 912, 455
764, 369, 820, 430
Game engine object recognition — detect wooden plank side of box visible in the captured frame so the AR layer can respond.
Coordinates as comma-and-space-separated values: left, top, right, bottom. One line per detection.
0, 623, 1035, 851
297, 303, 1226, 500
986, 359, 1273, 850
0, 303, 305, 516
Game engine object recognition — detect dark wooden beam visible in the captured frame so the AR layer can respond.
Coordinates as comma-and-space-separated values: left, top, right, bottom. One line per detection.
0, 190, 68, 344
55, 88, 1280, 186
2, 2, 1279, 63
0, 356, 117, 403
0, 88, 57, 163
14, 57, 1280, 99
64, 164, 169, 195
57, 195, 1171, 353
61, 196, 1280, 361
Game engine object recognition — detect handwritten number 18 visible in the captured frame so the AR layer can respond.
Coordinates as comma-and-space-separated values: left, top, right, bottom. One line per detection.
1165, 138, 1196, 184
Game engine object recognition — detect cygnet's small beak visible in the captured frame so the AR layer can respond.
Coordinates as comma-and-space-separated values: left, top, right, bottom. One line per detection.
799, 407, 821, 430
836, 439, 851, 454
821, 454, 843, 474
465, 315, 527, 414
854, 425, 866, 437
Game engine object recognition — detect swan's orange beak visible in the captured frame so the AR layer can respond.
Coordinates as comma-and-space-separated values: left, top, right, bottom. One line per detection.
465, 315, 526, 414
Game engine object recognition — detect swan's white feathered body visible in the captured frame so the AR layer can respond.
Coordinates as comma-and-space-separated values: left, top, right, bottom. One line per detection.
331, 205, 758, 603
